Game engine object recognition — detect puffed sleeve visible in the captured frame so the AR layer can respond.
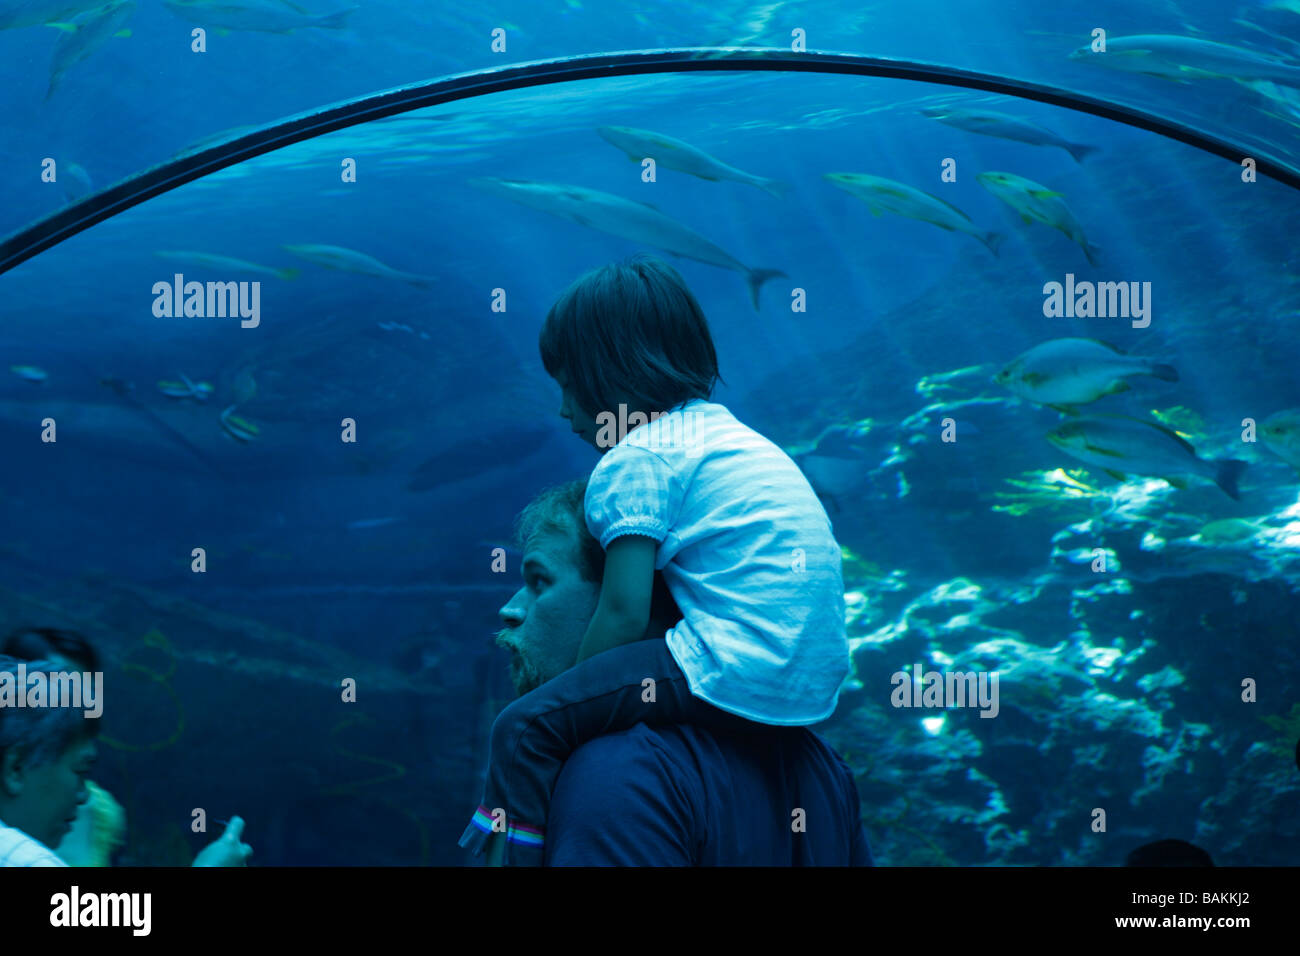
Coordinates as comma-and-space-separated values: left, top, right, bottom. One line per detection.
584, 443, 681, 549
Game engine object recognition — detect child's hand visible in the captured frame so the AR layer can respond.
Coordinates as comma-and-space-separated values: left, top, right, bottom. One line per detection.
193, 816, 253, 867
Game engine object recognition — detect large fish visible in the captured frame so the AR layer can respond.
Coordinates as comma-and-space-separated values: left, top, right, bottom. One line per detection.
45, 0, 135, 100
920, 107, 1099, 163
469, 177, 786, 310
788, 422, 879, 514
407, 427, 551, 492
156, 251, 299, 280
1068, 34, 1300, 88
96, 375, 227, 474
0, 0, 110, 30
1046, 415, 1247, 499
1260, 409, 1300, 470
977, 171, 1101, 267
596, 126, 789, 197
283, 244, 436, 288
995, 338, 1178, 407
823, 172, 1002, 256
161, 0, 356, 34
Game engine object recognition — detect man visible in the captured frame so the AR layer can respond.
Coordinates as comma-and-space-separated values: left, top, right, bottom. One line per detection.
0, 649, 251, 867
488, 480, 872, 866
0, 655, 98, 867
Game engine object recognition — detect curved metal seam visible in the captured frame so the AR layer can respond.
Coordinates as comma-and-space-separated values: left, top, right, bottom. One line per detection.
2, 47, 1293, 275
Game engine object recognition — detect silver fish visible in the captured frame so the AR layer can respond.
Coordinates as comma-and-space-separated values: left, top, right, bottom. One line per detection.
45, 0, 135, 100
1260, 409, 1300, 470
10, 365, 48, 382
61, 161, 93, 203
995, 338, 1178, 407
596, 126, 789, 197
469, 177, 785, 310
1046, 415, 1247, 499
977, 171, 1101, 267
824, 172, 1002, 256
920, 107, 1098, 163
283, 244, 435, 288
1069, 33, 1300, 88
0, 0, 112, 30
346, 516, 402, 530
156, 251, 299, 280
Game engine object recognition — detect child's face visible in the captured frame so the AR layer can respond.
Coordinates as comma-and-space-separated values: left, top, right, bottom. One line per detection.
555, 374, 602, 451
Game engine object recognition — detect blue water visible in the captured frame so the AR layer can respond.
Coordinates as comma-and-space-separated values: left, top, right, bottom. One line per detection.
1, 1, 1298, 865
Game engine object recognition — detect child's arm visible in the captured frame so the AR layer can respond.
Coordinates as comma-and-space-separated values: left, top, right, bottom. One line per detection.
576, 535, 657, 662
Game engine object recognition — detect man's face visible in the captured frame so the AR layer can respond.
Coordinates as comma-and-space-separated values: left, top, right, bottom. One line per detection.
1, 736, 96, 849
495, 529, 599, 696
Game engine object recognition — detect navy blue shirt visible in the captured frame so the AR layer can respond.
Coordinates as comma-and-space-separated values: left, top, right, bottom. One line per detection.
544, 722, 873, 866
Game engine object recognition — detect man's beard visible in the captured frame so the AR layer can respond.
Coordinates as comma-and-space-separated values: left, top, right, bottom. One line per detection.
496, 630, 544, 696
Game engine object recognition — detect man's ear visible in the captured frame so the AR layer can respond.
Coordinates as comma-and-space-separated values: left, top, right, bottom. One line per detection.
0, 747, 27, 798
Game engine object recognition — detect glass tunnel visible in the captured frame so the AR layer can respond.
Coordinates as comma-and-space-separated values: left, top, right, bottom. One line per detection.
1, 5, 1298, 869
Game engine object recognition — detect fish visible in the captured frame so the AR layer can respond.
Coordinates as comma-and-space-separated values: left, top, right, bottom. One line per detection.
172, 124, 262, 159
1148, 405, 1204, 437
61, 162, 93, 203
789, 422, 879, 514
219, 404, 260, 442
44, 0, 135, 101
282, 244, 436, 288
1046, 415, 1248, 499
1195, 518, 1261, 546
823, 172, 1002, 256
407, 426, 552, 492
157, 373, 214, 401
161, 0, 356, 35
1245, 78, 1300, 123
10, 365, 48, 382
0, 0, 113, 30
346, 516, 401, 531
1068, 34, 1300, 89
976, 171, 1101, 266
231, 366, 257, 405
467, 177, 785, 310
1061, 546, 1119, 568
595, 125, 789, 197
95, 375, 226, 474
1259, 409, 1300, 470
392, 631, 456, 674
994, 338, 1178, 407
155, 251, 299, 280
920, 107, 1099, 163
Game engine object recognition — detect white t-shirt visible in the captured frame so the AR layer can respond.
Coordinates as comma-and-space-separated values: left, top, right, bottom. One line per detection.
585, 400, 849, 724
0, 817, 68, 867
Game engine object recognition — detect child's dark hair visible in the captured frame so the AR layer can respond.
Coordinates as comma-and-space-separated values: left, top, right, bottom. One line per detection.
539, 255, 722, 417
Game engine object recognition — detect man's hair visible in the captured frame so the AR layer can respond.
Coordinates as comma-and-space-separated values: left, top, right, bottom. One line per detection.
515, 480, 605, 582
0, 654, 100, 772
515, 479, 681, 626
2, 627, 101, 673
538, 254, 721, 419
